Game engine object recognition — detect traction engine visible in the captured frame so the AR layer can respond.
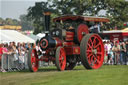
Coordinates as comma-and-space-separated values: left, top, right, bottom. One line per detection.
28, 12, 109, 72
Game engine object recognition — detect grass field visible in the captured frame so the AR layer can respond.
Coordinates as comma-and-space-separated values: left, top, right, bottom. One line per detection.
0, 65, 128, 85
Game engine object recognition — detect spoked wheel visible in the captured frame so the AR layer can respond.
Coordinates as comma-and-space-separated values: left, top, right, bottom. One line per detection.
80, 34, 104, 69
55, 47, 66, 71
28, 48, 39, 72
65, 62, 76, 70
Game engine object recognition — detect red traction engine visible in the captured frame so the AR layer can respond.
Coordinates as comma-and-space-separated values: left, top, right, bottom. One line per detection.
28, 12, 109, 72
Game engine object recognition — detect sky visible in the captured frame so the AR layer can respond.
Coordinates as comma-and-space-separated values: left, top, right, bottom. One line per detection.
0, 0, 46, 20
0, 0, 128, 20
0, 0, 105, 20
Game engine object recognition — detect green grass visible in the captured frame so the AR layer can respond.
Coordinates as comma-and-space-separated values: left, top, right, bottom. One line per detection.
0, 65, 128, 85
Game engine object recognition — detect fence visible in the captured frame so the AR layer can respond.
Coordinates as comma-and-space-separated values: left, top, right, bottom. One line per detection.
1, 53, 28, 72
1, 53, 53, 72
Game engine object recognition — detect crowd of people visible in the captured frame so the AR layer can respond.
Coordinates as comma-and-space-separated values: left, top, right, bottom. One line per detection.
104, 40, 128, 65
0, 42, 34, 72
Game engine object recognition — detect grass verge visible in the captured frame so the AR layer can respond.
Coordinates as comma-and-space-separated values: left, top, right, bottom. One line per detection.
0, 65, 128, 85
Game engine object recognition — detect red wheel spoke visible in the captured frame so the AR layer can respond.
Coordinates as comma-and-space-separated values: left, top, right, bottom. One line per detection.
94, 42, 100, 49
87, 43, 92, 49
89, 38, 93, 47
93, 37, 97, 46
88, 54, 93, 64
88, 53, 93, 59
96, 59, 100, 64
87, 50, 92, 53
94, 56, 100, 64
90, 55, 94, 62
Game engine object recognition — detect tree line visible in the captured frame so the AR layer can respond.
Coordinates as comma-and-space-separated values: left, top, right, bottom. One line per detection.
0, 15, 33, 31
27, 0, 128, 34
0, 17, 20, 26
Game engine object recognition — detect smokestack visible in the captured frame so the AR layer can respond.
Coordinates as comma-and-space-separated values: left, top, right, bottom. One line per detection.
43, 11, 51, 32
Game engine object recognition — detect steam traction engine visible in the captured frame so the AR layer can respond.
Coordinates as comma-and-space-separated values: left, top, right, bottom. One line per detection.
28, 12, 109, 72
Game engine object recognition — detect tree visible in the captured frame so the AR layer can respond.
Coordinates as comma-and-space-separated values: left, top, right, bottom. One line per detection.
49, 0, 95, 15
12, 19, 20, 25
19, 14, 34, 31
27, 0, 128, 33
104, 0, 128, 29
5, 18, 14, 25
0, 17, 21, 26
0, 17, 4, 25
27, 2, 55, 34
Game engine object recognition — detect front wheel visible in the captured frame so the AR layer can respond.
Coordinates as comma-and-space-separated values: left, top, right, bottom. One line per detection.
80, 34, 104, 69
55, 47, 66, 71
28, 48, 39, 72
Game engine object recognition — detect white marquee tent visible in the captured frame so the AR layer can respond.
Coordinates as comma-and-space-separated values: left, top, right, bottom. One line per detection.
0, 30, 35, 43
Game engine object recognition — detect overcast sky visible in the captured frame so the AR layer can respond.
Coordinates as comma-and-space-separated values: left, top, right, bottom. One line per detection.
0, 0, 46, 20
0, 0, 105, 20
1, 0, 128, 20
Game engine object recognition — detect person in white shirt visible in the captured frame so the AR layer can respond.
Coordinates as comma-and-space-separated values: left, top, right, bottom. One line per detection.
89, 22, 103, 33
106, 41, 112, 64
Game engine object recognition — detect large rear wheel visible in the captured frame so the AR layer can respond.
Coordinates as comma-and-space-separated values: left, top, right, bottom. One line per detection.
80, 34, 104, 69
55, 47, 66, 71
28, 48, 39, 72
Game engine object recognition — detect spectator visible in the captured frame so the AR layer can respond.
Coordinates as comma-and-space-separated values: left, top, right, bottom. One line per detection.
0, 44, 3, 61
109, 48, 114, 65
106, 41, 112, 64
8, 42, 14, 53
120, 42, 126, 65
18, 43, 25, 70
0, 43, 9, 72
104, 41, 108, 64
125, 40, 128, 65
0, 44, 3, 72
112, 41, 120, 65
27, 42, 31, 51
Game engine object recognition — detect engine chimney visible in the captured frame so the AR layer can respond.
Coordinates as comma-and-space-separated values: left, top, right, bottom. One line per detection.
43, 11, 51, 32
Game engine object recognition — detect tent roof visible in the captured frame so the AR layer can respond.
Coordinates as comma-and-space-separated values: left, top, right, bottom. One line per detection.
27, 34, 40, 41
0, 30, 35, 43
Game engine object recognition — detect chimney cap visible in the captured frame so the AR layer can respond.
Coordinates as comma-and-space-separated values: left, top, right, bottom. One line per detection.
43, 9, 52, 15
43, 11, 51, 15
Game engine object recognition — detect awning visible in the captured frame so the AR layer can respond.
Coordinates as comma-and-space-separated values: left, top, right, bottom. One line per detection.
0, 30, 35, 43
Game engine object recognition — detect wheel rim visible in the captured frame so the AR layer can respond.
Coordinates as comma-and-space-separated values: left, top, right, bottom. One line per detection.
31, 49, 38, 72
86, 34, 104, 69
77, 24, 89, 43
59, 48, 66, 70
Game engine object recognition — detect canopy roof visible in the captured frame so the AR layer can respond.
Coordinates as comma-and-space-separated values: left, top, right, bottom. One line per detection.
122, 28, 128, 31
0, 30, 35, 43
103, 28, 128, 33
53, 15, 110, 22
